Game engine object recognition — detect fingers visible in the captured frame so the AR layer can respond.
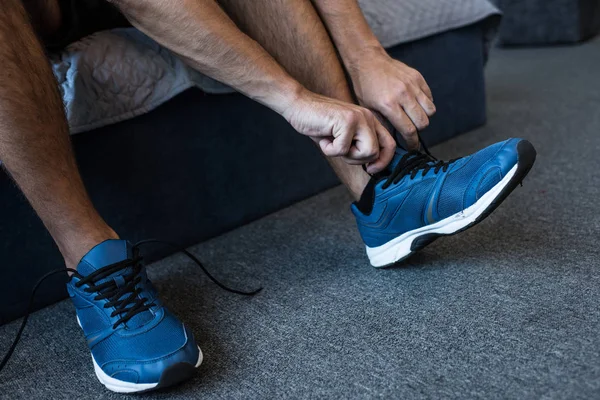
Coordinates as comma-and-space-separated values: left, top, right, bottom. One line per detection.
382, 102, 419, 150
407, 70, 436, 124
416, 92, 436, 117
322, 108, 380, 163
365, 119, 396, 174
318, 134, 351, 158
367, 66, 436, 151
344, 111, 379, 164
401, 90, 430, 132
382, 79, 439, 150
316, 104, 397, 174
412, 70, 433, 102
318, 121, 353, 157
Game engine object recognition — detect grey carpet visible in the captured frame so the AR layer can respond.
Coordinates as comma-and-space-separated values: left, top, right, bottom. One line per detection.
2, 38, 600, 399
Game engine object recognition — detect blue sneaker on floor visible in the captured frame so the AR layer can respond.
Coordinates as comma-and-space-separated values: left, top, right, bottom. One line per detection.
67, 240, 202, 393
352, 138, 536, 267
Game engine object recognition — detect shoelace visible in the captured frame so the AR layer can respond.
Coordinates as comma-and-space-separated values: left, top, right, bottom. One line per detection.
0, 239, 261, 373
74, 249, 152, 331
382, 152, 457, 189
380, 131, 459, 189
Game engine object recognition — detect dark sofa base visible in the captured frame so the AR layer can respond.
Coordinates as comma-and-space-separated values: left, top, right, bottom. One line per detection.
493, 0, 600, 46
0, 21, 489, 324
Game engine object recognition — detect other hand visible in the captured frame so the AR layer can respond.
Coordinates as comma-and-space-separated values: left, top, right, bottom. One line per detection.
349, 47, 436, 150
282, 89, 396, 174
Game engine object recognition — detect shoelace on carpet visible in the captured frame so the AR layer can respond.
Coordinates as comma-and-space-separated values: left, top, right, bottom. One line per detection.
0, 239, 261, 373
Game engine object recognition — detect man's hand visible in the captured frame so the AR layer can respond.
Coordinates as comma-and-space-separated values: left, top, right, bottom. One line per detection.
349, 47, 436, 150
283, 89, 396, 174
310, 0, 436, 150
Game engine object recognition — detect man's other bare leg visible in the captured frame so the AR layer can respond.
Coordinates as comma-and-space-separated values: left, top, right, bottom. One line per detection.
217, 0, 372, 200
0, 0, 117, 269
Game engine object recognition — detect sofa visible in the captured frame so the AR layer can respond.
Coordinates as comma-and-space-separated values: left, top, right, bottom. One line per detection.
493, 0, 600, 45
0, 4, 501, 324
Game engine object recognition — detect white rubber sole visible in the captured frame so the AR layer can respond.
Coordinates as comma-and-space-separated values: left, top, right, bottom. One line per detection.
76, 316, 203, 393
366, 164, 518, 268
91, 347, 203, 393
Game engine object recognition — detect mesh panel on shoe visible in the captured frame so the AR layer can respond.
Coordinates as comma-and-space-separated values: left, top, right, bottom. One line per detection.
92, 311, 186, 366
126, 307, 154, 328
437, 143, 502, 219
78, 306, 109, 335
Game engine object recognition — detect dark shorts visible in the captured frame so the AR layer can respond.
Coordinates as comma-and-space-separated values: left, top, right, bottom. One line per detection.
44, 0, 130, 50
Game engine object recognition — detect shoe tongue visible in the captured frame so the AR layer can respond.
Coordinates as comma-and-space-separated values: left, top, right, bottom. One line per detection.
386, 147, 409, 172
77, 240, 132, 275
77, 240, 153, 329
387, 147, 420, 172
386, 145, 440, 174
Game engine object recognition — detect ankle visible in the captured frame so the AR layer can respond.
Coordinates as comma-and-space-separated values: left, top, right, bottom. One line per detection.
57, 226, 119, 270
348, 172, 371, 201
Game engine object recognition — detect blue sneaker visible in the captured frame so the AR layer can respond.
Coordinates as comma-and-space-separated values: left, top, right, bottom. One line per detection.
67, 240, 202, 393
352, 138, 536, 267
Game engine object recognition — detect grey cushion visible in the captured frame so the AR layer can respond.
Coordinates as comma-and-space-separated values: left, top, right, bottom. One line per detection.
358, 0, 499, 47
52, 0, 500, 134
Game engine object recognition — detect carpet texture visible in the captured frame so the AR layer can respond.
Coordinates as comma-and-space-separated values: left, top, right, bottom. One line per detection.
1, 39, 600, 399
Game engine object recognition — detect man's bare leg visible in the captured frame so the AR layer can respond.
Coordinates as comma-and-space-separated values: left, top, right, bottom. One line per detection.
22, 0, 63, 39
0, 0, 117, 269
216, 0, 372, 200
